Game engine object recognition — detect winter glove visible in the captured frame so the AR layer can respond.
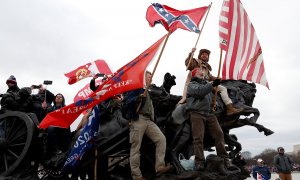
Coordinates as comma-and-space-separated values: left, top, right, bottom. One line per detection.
212, 78, 221, 87
137, 94, 146, 103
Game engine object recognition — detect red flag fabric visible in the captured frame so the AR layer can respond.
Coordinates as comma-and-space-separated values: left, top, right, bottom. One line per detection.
73, 79, 103, 103
219, 0, 269, 88
64, 59, 111, 85
39, 35, 167, 129
146, 3, 208, 33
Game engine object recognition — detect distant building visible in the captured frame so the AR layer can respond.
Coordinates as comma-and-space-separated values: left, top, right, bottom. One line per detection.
294, 144, 300, 155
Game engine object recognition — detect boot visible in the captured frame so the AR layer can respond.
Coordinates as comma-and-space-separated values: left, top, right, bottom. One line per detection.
135, 177, 146, 180
156, 164, 172, 175
224, 158, 234, 168
205, 155, 227, 175
195, 161, 205, 171
226, 103, 243, 116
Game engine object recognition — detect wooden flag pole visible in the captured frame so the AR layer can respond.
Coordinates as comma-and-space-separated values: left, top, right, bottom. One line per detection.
150, 32, 171, 84
135, 32, 171, 113
216, 48, 223, 78
186, 2, 213, 70
212, 48, 223, 111
94, 149, 98, 180
145, 31, 171, 92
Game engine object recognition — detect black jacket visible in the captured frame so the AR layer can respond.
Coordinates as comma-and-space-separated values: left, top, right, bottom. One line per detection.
123, 88, 145, 121
1, 87, 33, 113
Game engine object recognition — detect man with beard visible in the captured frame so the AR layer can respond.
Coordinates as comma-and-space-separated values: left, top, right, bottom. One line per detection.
179, 48, 242, 116
273, 147, 294, 180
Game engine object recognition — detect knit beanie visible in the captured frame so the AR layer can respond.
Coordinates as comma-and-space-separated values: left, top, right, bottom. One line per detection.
6, 75, 17, 85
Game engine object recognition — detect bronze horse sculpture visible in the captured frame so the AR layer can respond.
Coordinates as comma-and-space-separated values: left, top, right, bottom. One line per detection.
148, 73, 274, 176
67, 72, 273, 179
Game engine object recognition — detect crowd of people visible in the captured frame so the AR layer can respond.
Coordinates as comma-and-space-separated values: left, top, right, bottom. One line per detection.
0, 75, 72, 159
0, 48, 250, 179
0, 48, 296, 180
250, 147, 296, 180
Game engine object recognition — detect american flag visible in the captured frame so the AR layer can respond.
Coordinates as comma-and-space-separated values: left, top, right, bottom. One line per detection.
219, 0, 269, 88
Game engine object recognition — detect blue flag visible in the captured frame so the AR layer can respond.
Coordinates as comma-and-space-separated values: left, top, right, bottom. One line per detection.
63, 105, 100, 171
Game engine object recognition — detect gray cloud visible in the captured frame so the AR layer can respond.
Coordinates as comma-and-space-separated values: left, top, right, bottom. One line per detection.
1, 0, 299, 156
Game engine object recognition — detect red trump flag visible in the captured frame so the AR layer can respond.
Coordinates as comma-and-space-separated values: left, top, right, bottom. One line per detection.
39, 35, 167, 129
73, 79, 104, 103
64, 59, 112, 85
146, 3, 208, 33
219, 0, 269, 88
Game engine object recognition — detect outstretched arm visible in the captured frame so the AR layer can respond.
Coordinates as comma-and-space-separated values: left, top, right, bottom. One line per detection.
185, 48, 197, 71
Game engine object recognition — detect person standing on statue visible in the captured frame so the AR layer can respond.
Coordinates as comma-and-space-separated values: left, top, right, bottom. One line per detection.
179, 48, 243, 116
123, 71, 171, 180
273, 147, 294, 180
186, 68, 232, 172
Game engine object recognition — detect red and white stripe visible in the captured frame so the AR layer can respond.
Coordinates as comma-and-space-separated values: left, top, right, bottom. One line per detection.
219, 0, 269, 88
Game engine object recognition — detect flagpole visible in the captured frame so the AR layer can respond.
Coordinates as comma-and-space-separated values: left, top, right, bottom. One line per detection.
149, 32, 171, 84
143, 31, 171, 94
135, 32, 171, 113
186, 2, 213, 70
212, 48, 223, 111
94, 149, 98, 180
216, 48, 222, 78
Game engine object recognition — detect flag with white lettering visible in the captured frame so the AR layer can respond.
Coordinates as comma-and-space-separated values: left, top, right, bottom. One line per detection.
73, 79, 104, 103
65, 59, 112, 85
219, 0, 269, 88
146, 3, 208, 33
62, 105, 100, 171
38, 35, 167, 129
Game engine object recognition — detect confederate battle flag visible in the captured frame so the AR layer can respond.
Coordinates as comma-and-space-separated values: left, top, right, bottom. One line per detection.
146, 3, 208, 33
64, 59, 111, 85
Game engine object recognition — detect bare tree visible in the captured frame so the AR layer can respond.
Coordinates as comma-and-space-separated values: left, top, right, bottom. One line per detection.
253, 148, 277, 166
241, 151, 252, 160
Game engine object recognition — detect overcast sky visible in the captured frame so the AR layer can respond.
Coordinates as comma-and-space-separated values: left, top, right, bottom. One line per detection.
1, 0, 299, 156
